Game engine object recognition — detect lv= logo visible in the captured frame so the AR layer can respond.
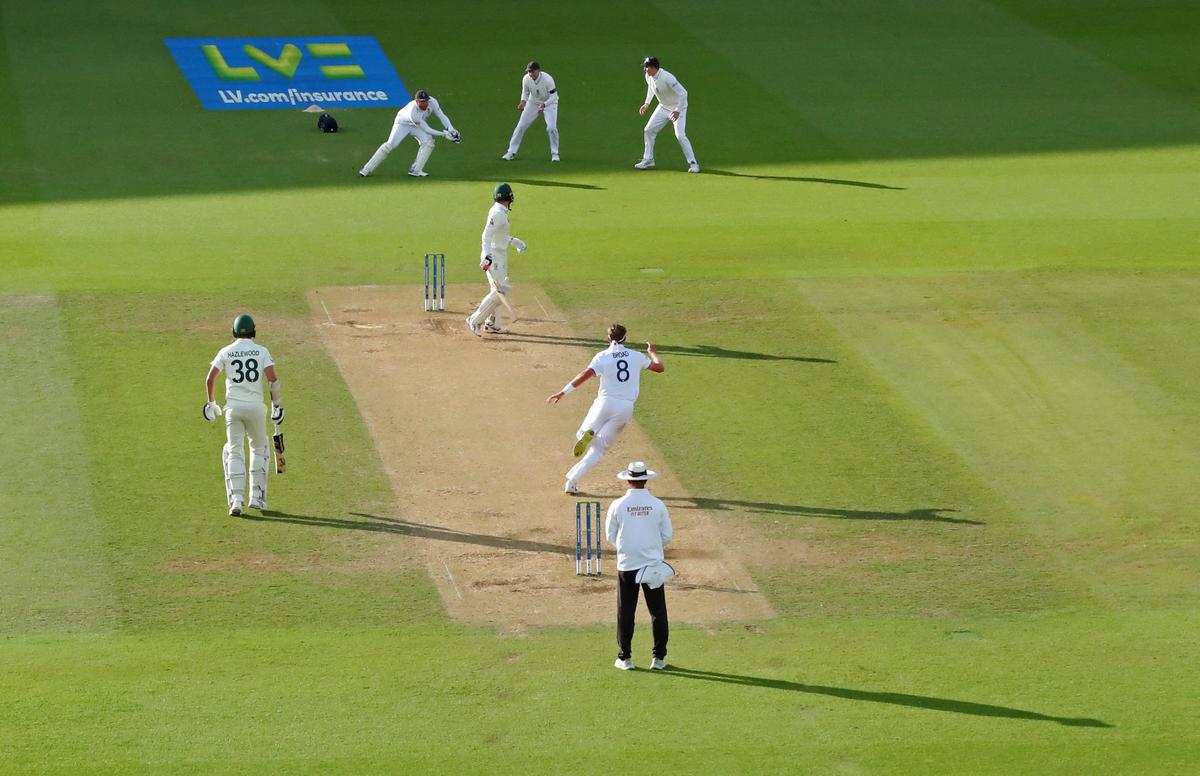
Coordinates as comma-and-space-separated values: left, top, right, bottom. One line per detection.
201, 42, 365, 81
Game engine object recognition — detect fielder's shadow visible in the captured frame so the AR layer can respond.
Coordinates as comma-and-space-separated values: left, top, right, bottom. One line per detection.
243, 511, 573, 556
500, 333, 836, 364
452, 176, 605, 191
703, 168, 906, 190
658, 667, 1111, 727
663, 497, 983, 526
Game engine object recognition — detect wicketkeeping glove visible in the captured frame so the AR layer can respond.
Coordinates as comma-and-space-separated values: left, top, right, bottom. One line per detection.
447, 129, 462, 143
271, 404, 285, 425
203, 401, 222, 422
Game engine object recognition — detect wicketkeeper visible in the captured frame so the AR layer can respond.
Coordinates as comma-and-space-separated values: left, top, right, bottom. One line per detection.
203, 314, 284, 516
359, 89, 461, 178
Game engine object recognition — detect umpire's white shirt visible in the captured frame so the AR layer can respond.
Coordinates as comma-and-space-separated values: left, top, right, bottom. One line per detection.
606, 488, 673, 571
588, 342, 652, 402
645, 68, 688, 111
521, 72, 558, 105
211, 339, 274, 403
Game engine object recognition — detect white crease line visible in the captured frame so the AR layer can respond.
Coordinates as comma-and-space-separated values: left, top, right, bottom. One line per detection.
533, 296, 550, 318
319, 297, 334, 325
442, 558, 464, 599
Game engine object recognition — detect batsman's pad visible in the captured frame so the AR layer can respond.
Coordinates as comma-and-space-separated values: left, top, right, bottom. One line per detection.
249, 443, 270, 505
273, 431, 287, 474
317, 113, 339, 133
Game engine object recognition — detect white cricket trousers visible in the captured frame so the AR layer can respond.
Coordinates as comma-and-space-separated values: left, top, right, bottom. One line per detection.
643, 105, 696, 164
361, 120, 438, 175
507, 102, 560, 156
566, 395, 635, 484
468, 261, 510, 326
223, 399, 270, 507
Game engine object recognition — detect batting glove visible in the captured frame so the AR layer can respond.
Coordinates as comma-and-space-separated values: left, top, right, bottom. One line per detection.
203, 401, 222, 422
511, 237, 527, 253
271, 404, 285, 425
480, 256, 493, 271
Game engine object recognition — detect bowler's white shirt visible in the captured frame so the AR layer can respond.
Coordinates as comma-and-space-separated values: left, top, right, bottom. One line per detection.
645, 68, 688, 111
606, 488, 672, 571
396, 96, 455, 132
588, 342, 652, 402
211, 339, 274, 404
521, 72, 558, 105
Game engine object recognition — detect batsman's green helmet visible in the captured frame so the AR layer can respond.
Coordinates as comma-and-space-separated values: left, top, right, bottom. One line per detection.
494, 182, 515, 203
232, 314, 256, 338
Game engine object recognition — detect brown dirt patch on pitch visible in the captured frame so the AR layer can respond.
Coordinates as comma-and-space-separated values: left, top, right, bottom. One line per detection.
310, 284, 774, 627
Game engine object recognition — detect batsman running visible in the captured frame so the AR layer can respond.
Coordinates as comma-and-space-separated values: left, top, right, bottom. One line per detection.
203, 314, 285, 516
546, 324, 665, 494
466, 182, 527, 336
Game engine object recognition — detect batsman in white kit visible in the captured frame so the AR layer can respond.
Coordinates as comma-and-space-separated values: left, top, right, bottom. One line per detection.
358, 89, 461, 178
466, 183, 527, 336
635, 57, 700, 173
501, 61, 560, 162
546, 324, 665, 494
203, 314, 285, 516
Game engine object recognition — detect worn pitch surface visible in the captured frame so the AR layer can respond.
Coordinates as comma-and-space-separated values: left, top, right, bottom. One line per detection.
311, 284, 774, 626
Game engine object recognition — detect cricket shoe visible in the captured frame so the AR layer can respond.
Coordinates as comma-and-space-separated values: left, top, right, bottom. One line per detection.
407, 167, 429, 177
633, 159, 655, 170
614, 658, 635, 671
249, 499, 266, 511
501, 152, 515, 160
466, 317, 482, 337
228, 499, 244, 517
649, 658, 668, 671
483, 322, 509, 334
687, 162, 701, 173
551, 153, 560, 162
573, 429, 595, 457
564, 480, 580, 495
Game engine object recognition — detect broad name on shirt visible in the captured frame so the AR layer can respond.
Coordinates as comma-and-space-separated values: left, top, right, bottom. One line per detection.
610, 350, 630, 358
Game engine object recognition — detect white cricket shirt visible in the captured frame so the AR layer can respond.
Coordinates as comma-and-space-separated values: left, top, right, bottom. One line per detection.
211, 339, 274, 403
587, 342, 653, 402
644, 68, 688, 111
395, 96, 455, 132
481, 202, 512, 259
606, 488, 673, 572
520, 72, 558, 105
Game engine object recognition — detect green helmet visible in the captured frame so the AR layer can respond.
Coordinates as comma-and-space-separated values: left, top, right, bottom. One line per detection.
232, 314, 256, 338
493, 182, 514, 203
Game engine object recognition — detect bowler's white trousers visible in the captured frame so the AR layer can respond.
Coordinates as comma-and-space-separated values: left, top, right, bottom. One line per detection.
566, 395, 635, 484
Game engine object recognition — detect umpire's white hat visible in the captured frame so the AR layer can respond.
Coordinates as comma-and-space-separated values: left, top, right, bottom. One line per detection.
617, 461, 657, 481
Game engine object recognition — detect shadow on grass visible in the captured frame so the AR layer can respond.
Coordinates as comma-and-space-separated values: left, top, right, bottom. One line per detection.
242, 511, 572, 555
704, 168, 906, 190
663, 497, 982, 525
659, 667, 1111, 727
499, 333, 836, 364
457, 176, 606, 191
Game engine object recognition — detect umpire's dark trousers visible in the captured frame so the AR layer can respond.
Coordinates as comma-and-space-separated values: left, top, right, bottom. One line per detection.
616, 568, 668, 661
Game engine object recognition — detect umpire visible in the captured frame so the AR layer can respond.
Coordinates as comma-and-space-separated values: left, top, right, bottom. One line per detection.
605, 461, 674, 670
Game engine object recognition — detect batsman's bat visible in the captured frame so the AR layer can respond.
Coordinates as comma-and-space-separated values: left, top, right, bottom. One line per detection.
273, 424, 286, 474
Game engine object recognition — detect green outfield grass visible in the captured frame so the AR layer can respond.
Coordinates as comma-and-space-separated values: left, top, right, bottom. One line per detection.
2, 0, 1198, 772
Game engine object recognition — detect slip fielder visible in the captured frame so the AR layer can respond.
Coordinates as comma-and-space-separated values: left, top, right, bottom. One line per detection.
359, 89, 461, 178
546, 324, 665, 494
635, 57, 700, 173
203, 314, 284, 516
501, 61, 561, 162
